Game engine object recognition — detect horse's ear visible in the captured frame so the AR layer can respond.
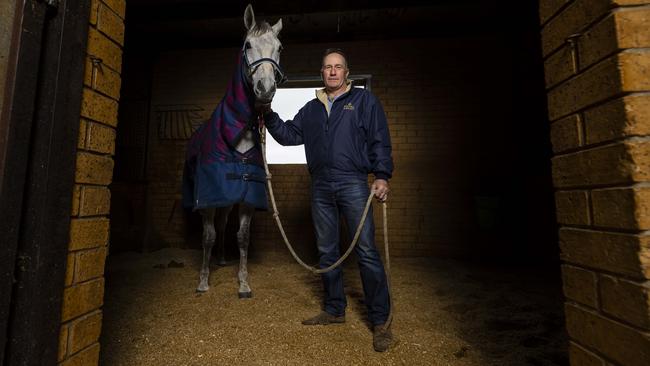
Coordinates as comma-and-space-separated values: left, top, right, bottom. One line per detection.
272, 18, 283, 36
244, 4, 256, 30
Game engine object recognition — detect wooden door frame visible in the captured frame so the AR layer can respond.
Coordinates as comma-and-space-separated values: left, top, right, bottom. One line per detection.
0, 1, 91, 364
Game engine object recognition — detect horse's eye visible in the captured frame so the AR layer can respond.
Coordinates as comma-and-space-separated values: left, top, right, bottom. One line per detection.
245, 42, 252, 50
278, 45, 283, 53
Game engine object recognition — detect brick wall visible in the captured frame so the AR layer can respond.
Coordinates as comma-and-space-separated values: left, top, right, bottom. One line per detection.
58, 0, 125, 364
146, 33, 551, 259
540, 1, 650, 365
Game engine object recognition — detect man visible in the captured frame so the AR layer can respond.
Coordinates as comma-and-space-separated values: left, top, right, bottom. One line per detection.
260, 48, 393, 352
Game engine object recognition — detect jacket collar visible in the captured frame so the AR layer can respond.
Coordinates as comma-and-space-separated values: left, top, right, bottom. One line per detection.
316, 80, 352, 114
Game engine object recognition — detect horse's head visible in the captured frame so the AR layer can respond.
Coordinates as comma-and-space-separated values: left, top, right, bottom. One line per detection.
243, 4, 284, 105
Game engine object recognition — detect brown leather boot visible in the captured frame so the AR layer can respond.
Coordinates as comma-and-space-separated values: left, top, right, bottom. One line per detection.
373, 324, 393, 352
301, 311, 345, 325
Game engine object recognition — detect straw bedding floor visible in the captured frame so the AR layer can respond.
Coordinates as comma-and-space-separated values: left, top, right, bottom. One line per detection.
99, 248, 567, 366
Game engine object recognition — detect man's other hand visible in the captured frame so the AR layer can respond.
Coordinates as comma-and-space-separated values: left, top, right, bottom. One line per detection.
372, 179, 389, 202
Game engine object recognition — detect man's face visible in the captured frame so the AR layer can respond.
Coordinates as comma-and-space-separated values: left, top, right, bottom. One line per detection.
321, 53, 349, 91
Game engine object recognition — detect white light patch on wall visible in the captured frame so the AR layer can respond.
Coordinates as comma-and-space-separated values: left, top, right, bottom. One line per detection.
266, 85, 366, 164
265, 88, 314, 164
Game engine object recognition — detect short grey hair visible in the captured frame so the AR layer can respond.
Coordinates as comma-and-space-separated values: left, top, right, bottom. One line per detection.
322, 48, 349, 69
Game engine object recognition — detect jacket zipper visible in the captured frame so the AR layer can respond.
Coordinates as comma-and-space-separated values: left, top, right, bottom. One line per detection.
324, 105, 331, 177
325, 105, 329, 132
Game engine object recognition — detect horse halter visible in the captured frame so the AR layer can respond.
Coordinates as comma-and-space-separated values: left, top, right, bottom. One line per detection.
242, 41, 288, 85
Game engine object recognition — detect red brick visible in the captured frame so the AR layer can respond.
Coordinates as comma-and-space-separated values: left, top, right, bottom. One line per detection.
69, 218, 110, 251
97, 2, 124, 46
80, 88, 118, 126
541, 0, 612, 57
61, 279, 104, 322
64, 254, 75, 287
89, 0, 99, 25
101, 0, 126, 19
79, 186, 111, 217
86, 27, 122, 72
555, 190, 590, 225
539, 0, 573, 25
58, 324, 69, 362
550, 114, 583, 153
86, 122, 116, 155
59, 343, 100, 366
67, 311, 103, 354
84, 56, 122, 100
600, 275, 650, 329
592, 185, 650, 230
552, 140, 650, 188
578, 13, 618, 70
584, 94, 650, 145
620, 50, 650, 91
569, 341, 606, 366
615, 7, 650, 46
544, 43, 577, 88
559, 228, 650, 279
562, 265, 599, 307
577, 8, 650, 69
565, 303, 650, 366
74, 247, 107, 283
75, 152, 114, 185
547, 51, 650, 120
77, 119, 87, 149
71, 185, 81, 217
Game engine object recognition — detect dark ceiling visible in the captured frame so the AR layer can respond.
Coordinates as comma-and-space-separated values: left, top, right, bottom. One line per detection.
125, 0, 537, 49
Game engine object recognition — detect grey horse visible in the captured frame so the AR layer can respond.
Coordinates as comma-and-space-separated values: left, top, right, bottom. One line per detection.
187, 5, 284, 296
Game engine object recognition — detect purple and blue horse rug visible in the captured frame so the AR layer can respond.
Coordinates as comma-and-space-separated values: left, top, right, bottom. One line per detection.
182, 52, 268, 211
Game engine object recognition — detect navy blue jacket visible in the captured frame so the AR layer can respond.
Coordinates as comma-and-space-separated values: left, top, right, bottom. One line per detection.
264, 86, 393, 182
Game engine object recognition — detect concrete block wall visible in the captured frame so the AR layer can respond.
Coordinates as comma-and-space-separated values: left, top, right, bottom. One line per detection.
147, 36, 516, 257
540, 1, 650, 365
58, 0, 125, 364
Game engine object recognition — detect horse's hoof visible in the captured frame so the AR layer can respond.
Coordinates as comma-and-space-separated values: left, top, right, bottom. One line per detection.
197, 285, 209, 293
238, 291, 252, 299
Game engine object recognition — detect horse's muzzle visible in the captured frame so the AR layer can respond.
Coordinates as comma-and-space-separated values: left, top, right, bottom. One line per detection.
255, 83, 276, 104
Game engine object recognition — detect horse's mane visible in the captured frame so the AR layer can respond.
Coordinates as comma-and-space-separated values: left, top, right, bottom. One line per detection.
246, 21, 273, 37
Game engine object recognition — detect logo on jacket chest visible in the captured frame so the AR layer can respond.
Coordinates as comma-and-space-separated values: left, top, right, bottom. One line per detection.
343, 102, 355, 111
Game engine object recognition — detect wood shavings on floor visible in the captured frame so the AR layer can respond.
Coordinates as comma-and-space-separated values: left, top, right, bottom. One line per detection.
100, 248, 567, 366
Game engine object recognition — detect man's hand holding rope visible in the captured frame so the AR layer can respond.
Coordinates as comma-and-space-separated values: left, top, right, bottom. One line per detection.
372, 179, 390, 202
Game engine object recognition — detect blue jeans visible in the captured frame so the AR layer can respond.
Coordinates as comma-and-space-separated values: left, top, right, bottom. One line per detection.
311, 179, 390, 326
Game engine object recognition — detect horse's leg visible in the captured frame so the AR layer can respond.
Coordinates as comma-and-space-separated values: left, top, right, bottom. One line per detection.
197, 208, 216, 292
237, 203, 255, 298
215, 206, 230, 266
